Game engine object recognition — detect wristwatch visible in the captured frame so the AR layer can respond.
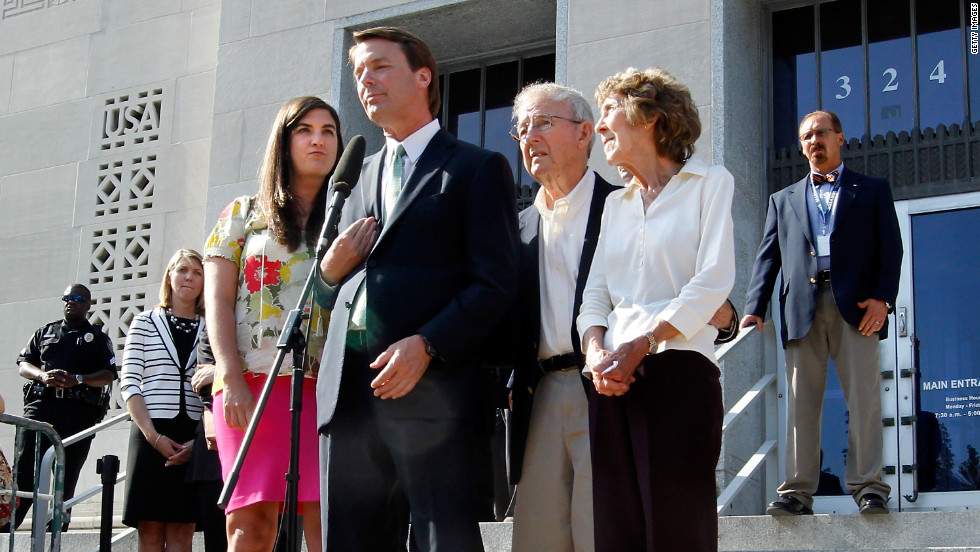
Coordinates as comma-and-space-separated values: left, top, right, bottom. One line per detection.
884, 301, 894, 313
75, 374, 84, 385
419, 334, 440, 360
644, 331, 658, 355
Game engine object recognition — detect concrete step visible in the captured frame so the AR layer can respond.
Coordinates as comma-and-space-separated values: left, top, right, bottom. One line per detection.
719, 510, 979, 551
4, 510, 975, 552
478, 510, 979, 552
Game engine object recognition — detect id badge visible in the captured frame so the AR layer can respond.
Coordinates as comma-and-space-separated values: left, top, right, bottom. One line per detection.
816, 234, 831, 257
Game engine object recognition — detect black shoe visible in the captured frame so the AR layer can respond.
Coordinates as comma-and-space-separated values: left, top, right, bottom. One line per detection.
766, 495, 813, 516
858, 493, 889, 515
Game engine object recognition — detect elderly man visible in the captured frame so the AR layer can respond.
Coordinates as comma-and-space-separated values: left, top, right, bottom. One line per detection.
742, 110, 903, 515
507, 82, 615, 552
508, 83, 741, 551
10, 284, 116, 531
316, 27, 518, 552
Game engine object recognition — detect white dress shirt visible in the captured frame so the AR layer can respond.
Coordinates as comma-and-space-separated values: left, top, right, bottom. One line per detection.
535, 171, 595, 360
382, 118, 441, 214
576, 157, 735, 364
349, 118, 440, 331
807, 161, 845, 272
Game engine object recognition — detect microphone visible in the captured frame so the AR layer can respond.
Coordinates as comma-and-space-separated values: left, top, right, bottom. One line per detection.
316, 135, 366, 260
330, 134, 366, 197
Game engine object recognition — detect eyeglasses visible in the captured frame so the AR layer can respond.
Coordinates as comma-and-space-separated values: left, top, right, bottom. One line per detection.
510, 114, 583, 142
799, 128, 839, 142
62, 294, 89, 304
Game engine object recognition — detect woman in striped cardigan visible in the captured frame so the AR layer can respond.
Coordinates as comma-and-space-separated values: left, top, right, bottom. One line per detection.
120, 249, 205, 552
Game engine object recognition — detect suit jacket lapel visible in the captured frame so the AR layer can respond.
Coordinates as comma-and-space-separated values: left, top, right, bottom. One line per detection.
375, 130, 454, 247
149, 307, 182, 370
361, 150, 384, 223
520, 207, 541, 349
570, 173, 614, 357
788, 176, 816, 248
832, 168, 859, 232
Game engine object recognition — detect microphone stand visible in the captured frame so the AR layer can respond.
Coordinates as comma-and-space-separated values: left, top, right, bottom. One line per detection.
218, 179, 354, 552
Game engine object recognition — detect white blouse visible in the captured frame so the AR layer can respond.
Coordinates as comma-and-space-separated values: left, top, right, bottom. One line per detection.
576, 157, 735, 364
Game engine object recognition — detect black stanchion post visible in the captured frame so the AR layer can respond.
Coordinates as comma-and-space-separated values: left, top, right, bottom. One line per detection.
95, 455, 119, 552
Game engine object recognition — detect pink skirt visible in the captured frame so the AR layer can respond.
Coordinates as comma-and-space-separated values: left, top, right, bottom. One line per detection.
213, 374, 320, 513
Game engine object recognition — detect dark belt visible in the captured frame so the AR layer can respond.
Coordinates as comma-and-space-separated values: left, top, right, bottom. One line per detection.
32, 383, 95, 401
539, 352, 584, 374
817, 270, 831, 283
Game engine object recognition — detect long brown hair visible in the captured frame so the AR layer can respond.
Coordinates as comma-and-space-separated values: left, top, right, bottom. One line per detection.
256, 96, 345, 252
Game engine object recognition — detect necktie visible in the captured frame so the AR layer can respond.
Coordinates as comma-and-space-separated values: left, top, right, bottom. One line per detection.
384, 144, 407, 220
812, 170, 838, 185
351, 144, 406, 329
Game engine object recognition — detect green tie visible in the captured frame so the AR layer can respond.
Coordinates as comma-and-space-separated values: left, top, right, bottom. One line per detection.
350, 144, 406, 329
384, 143, 407, 220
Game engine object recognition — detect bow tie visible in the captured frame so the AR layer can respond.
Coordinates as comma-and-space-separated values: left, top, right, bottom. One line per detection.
812, 171, 839, 185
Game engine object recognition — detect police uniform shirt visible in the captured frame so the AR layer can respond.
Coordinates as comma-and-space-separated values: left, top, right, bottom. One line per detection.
18, 319, 116, 382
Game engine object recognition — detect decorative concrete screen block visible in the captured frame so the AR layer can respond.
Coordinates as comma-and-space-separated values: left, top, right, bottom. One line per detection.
102, 88, 164, 151
81, 214, 165, 289
92, 82, 174, 157
89, 287, 155, 409
89, 290, 146, 352
1, 0, 73, 20
91, 223, 150, 285
95, 153, 157, 217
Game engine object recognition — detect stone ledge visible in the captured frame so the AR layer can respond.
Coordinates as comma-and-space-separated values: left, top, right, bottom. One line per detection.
4, 511, 975, 552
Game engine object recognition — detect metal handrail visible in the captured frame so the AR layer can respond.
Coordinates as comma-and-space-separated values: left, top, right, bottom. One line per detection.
0, 413, 66, 552
716, 324, 755, 361
713, 324, 780, 515
92, 527, 136, 552
41, 413, 131, 513
0, 411, 132, 552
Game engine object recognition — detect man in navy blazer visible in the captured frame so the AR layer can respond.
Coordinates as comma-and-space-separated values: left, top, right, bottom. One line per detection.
742, 110, 903, 516
316, 27, 518, 552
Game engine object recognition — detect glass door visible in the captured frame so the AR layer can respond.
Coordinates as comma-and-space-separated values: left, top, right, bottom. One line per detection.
894, 193, 980, 511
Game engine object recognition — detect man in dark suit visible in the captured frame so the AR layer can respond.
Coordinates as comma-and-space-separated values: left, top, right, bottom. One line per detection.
741, 110, 903, 516
316, 27, 518, 552
507, 82, 613, 552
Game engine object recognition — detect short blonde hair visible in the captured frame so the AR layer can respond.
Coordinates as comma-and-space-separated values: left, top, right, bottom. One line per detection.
158, 248, 205, 314
595, 67, 701, 163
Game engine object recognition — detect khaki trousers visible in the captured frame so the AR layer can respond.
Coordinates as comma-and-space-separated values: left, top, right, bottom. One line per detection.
512, 369, 594, 552
780, 283, 891, 507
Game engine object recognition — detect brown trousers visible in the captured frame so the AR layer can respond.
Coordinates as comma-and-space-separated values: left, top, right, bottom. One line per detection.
779, 283, 890, 507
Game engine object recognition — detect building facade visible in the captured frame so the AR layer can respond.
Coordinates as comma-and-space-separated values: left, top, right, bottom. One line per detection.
0, 0, 976, 521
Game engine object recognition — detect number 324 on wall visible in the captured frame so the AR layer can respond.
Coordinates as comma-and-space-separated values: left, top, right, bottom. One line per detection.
833, 60, 947, 99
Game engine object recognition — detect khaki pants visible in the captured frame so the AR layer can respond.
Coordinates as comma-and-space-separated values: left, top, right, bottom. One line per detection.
512, 369, 593, 552
779, 284, 891, 507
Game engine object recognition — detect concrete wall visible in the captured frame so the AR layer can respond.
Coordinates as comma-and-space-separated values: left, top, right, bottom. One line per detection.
0, 0, 219, 520
713, 0, 772, 514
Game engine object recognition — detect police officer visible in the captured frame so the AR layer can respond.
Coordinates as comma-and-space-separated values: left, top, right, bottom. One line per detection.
10, 283, 116, 531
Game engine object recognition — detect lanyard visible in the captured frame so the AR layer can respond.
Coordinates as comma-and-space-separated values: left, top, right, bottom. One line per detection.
810, 177, 840, 235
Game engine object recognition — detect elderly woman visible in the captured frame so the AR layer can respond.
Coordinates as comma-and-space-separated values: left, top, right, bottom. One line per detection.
121, 248, 206, 552
577, 68, 735, 552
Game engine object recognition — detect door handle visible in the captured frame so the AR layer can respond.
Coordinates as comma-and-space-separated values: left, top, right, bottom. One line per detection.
898, 307, 907, 337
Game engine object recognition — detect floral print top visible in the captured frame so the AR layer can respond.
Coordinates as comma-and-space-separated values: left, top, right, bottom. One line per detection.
204, 196, 328, 390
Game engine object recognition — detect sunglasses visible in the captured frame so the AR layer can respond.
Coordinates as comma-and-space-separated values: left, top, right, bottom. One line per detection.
62, 294, 89, 304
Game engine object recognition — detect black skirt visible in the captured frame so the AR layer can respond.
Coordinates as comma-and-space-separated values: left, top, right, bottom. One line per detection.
122, 413, 200, 527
